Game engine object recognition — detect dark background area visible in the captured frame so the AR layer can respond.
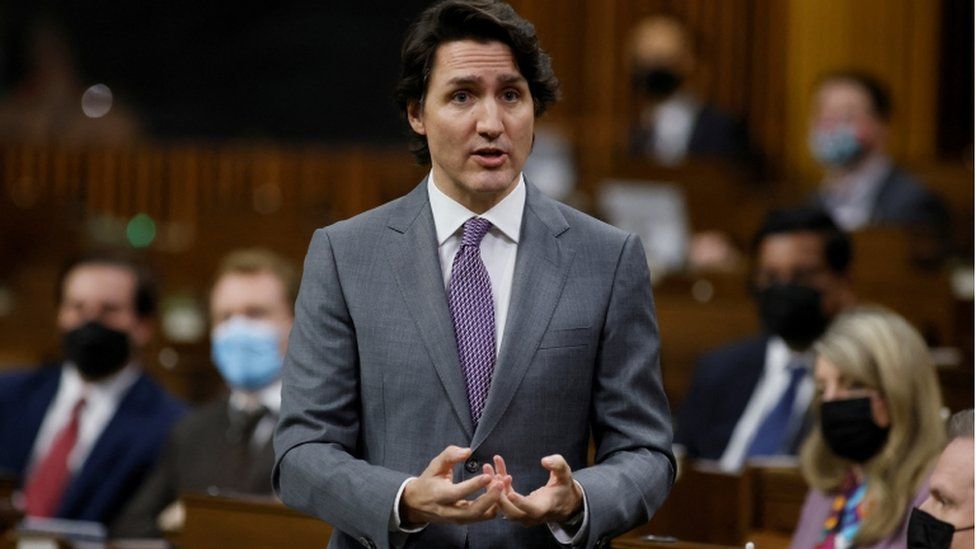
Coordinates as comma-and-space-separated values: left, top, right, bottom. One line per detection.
0, 1, 432, 142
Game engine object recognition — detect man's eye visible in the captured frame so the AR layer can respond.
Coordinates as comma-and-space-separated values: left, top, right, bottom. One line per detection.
452, 91, 470, 103
502, 90, 520, 102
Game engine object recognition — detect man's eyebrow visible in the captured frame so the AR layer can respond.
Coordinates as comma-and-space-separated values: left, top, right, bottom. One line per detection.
498, 73, 527, 84
445, 73, 527, 87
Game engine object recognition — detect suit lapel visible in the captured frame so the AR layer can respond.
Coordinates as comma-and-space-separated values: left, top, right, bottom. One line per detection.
386, 181, 474, 438
472, 184, 574, 450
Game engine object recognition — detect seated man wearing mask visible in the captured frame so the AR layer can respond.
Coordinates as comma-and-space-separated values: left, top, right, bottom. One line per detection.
675, 207, 855, 471
0, 251, 185, 525
808, 71, 950, 262
908, 409, 974, 549
112, 249, 296, 538
627, 15, 752, 166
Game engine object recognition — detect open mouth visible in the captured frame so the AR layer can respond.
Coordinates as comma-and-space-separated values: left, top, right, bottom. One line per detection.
473, 148, 507, 159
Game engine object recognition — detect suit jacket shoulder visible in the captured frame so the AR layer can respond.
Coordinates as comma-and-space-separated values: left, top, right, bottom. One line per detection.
873, 166, 951, 228
674, 336, 768, 460
0, 364, 62, 476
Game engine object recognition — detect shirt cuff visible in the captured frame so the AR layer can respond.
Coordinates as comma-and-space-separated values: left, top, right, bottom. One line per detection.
389, 477, 428, 533
547, 480, 588, 545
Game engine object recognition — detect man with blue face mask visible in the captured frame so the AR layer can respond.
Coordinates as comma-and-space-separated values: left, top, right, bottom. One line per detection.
112, 249, 297, 538
808, 71, 950, 261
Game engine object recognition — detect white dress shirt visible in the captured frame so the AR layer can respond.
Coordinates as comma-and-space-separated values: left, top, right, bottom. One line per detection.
718, 337, 814, 472
390, 173, 588, 545
643, 93, 700, 166
821, 154, 891, 231
28, 363, 141, 475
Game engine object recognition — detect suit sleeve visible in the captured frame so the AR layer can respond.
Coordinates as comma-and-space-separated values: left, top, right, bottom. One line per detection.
273, 229, 409, 549
573, 234, 676, 547
110, 429, 180, 538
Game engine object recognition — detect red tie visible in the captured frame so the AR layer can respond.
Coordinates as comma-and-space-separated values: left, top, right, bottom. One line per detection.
24, 398, 86, 517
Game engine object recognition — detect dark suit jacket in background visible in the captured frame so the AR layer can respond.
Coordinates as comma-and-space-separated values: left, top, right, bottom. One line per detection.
674, 337, 768, 461
630, 103, 755, 166
111, 395, 276, 538
0, 364, 185, 525
274, 181, 675, 549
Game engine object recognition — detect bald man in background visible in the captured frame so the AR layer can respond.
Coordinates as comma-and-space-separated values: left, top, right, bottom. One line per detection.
908, 409, 974, 549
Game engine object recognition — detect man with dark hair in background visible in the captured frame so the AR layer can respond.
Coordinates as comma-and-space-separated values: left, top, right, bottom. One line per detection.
675, 207, 856, 471
0, 251, 185, 525
809, 71, 950, 259
113, 249, 297, 538
273, 1, 675, 548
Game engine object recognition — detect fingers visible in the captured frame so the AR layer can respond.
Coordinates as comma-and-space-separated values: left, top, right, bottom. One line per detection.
439, 471, 493, 503
541, 454, 573, 485
493, 454, 508, 477
448, 479, 503, 524
425, 445, 471, 476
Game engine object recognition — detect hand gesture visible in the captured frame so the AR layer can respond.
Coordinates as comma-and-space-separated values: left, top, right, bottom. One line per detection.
492, 454, 583, 527
400, 445, 503, 526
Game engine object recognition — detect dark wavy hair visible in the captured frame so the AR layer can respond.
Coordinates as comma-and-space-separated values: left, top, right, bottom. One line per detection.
394, 0, 560, 164
57, 249, 158, 318
750, 206, 852, 275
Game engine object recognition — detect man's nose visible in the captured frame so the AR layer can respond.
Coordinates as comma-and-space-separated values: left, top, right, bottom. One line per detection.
475, 100, 503, 139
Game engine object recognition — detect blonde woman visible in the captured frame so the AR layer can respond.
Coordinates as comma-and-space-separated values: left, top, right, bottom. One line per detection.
790, 306, 945, 548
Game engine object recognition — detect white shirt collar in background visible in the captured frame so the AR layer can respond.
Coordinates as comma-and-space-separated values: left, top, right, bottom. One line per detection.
30, 363, 141, 474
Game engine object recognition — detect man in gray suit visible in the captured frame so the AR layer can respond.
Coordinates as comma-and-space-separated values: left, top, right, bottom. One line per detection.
273, 2, 675, 548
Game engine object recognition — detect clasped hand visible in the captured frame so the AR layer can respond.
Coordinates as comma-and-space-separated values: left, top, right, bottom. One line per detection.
400, 445, 583, 528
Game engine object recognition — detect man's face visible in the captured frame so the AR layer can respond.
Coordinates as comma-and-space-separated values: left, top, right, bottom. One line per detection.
811, 80, 886, 155
210, 271, 294, 356
57, 263, 152, 350
754, 232, 850, 319
920, 438, 975, 549
408, 39, 534, 213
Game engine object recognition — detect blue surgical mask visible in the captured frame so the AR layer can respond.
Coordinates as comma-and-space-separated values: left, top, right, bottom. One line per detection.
211, 316, 283, 391
809, 125, 864, 167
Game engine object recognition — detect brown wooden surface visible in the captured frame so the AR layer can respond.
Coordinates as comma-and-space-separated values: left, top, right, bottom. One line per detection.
614, 535, 738, 549
178, 493, 331, 549
630, 461, 807, 547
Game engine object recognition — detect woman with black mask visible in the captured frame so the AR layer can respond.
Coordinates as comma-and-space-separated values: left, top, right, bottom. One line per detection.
790, 306, 945, 548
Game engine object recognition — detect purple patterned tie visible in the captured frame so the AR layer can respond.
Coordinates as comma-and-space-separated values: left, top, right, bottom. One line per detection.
448, 217, 496, 425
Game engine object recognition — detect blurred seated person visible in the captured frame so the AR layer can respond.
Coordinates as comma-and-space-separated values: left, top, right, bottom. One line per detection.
791, 306, 945, 548
809, 71, 951, 261
112, 249, 296, 538
628, 15, 752, 167
908, 409, 974, 549
0, 251, 184, 525
675, 207, 855, 470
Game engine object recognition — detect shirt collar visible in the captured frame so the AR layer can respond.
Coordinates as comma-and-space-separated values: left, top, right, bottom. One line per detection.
427, 171, 525, 246
230, 379, 282, 414
766, 336, 814, 373
824, 154, 891, 202
63, 361, 141, 403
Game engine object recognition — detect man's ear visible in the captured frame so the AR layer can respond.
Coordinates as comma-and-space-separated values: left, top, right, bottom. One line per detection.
407, 100, 426, 135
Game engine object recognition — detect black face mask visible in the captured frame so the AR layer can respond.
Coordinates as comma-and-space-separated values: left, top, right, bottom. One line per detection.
635, 67, 683, 99
907, 507, 974, 549
820, 397, 889, 462
756, 283, 829, 350
62, 321, 131, 380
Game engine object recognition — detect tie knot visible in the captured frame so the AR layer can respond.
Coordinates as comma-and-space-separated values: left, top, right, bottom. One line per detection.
461, 217, 493, 247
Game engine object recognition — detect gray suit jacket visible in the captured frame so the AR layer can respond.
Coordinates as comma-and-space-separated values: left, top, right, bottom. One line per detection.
273, 180, 675, 549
